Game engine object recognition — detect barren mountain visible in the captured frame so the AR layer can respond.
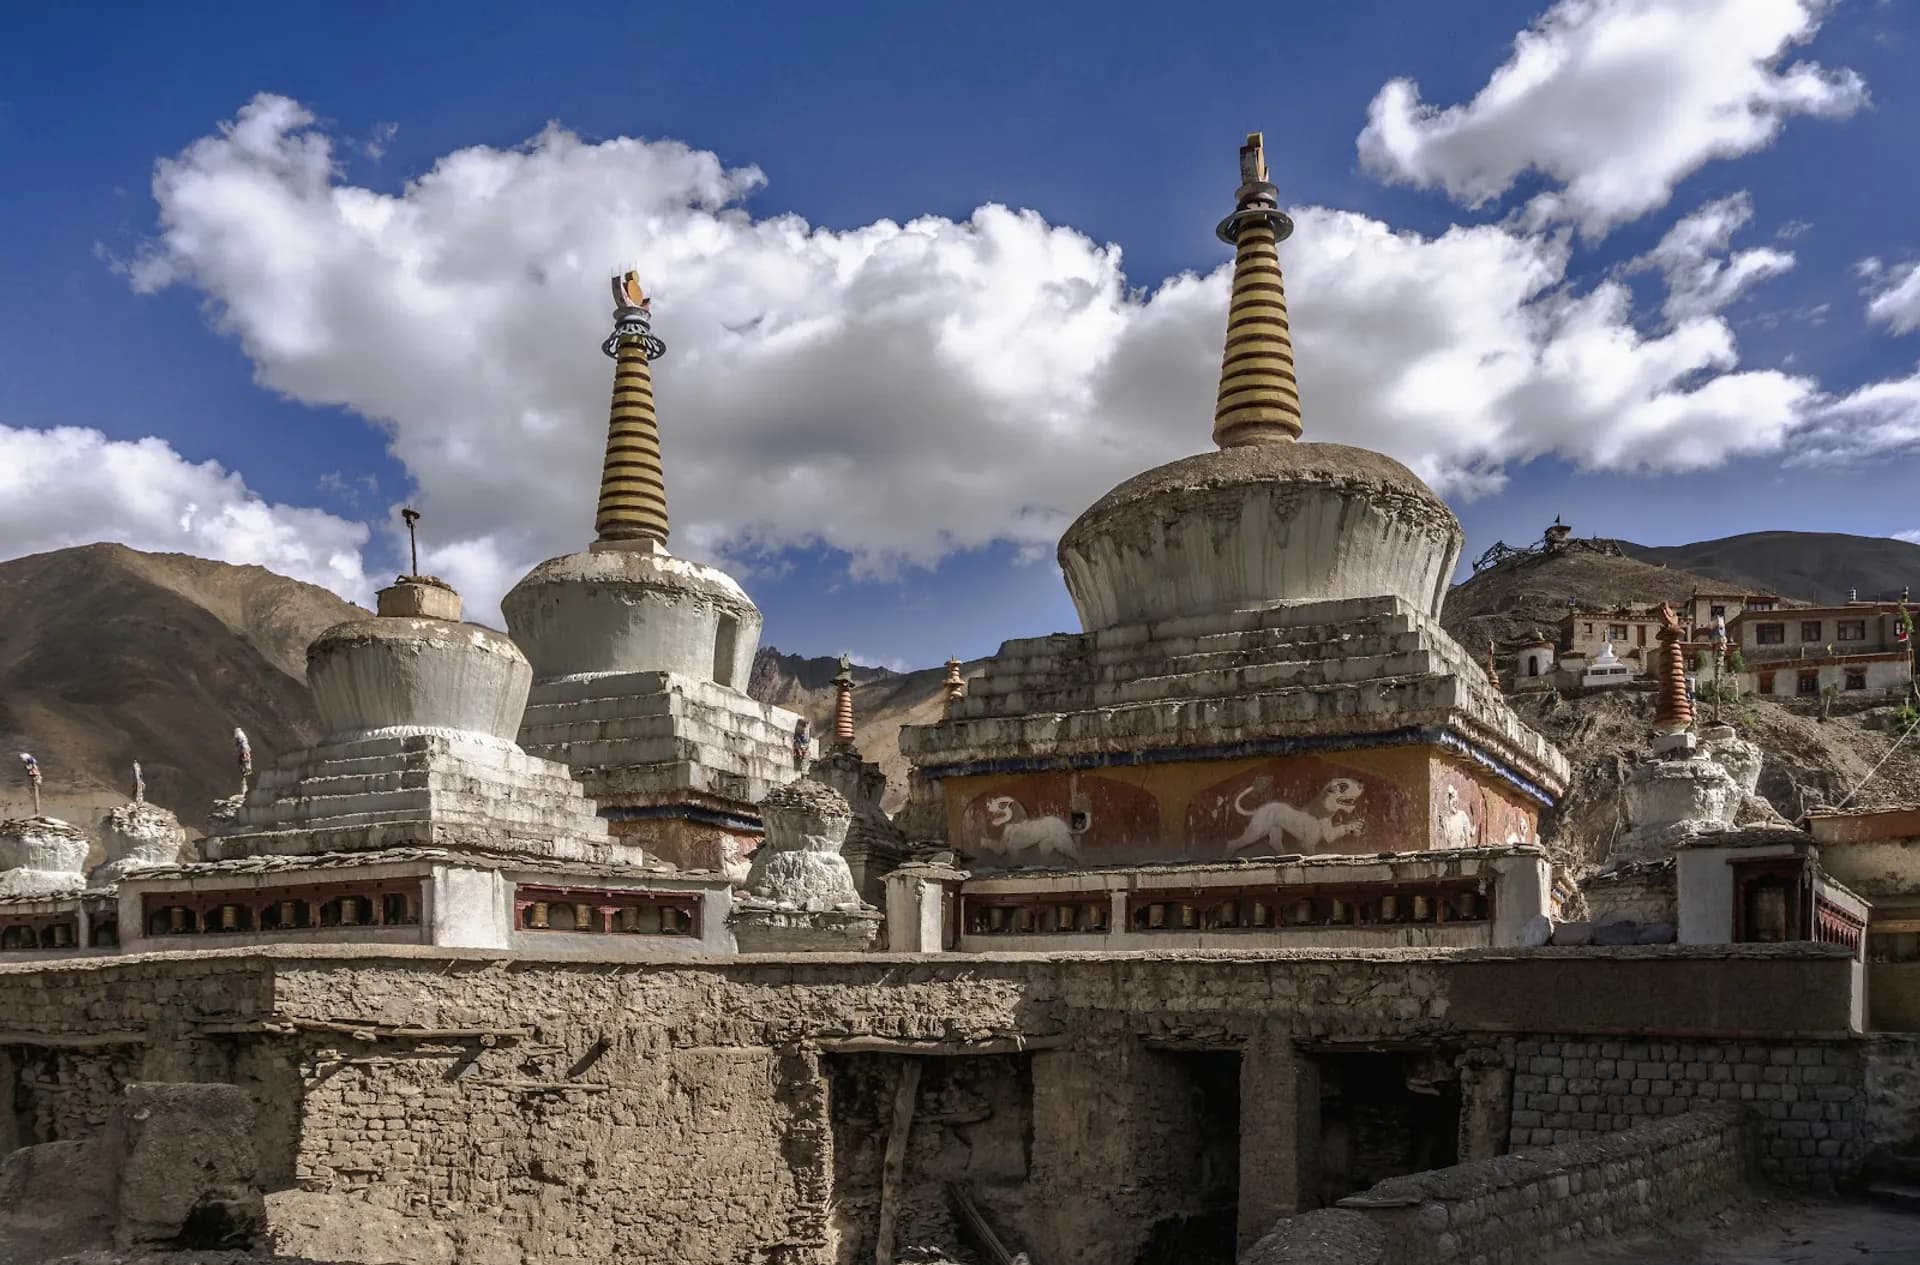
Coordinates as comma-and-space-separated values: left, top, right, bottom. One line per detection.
1619, 531, 1920, 606
0, 544, 366, 831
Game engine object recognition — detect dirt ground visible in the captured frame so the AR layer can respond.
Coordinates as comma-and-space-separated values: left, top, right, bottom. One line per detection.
1544, 1195, 1919, 1264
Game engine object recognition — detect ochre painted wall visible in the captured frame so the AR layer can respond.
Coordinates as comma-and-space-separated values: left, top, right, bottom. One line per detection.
940, 746, 1541, 866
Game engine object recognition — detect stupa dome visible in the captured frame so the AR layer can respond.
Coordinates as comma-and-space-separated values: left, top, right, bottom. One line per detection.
504, 545, 762, 685
307, 578, 531, 744
1059, 441, 1462, 629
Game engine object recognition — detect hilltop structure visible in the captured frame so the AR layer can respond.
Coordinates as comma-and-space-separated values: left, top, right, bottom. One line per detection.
503, 273, 807, 874
898, 134, 1570, 950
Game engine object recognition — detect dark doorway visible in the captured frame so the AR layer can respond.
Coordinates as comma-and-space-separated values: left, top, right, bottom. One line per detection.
1133, 1049, 1241, 1265
1314, 1051, 1460, 1205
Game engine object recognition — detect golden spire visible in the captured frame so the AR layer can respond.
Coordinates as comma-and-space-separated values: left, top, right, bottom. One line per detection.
594, 271, 670, 547
1212, 132, 1302, 448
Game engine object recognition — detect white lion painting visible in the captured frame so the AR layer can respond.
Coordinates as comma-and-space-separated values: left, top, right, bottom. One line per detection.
977, 795, 1087, 864
1224, 776, 1366, 856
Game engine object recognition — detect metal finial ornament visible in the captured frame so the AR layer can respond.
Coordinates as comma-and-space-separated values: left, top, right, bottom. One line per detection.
19, 752, 42, 817
401, 507, 422, 578
132, 760, 146, 805
594, 270, 671, 547
1212, 131, 1303, 448
233, 727, 254, 795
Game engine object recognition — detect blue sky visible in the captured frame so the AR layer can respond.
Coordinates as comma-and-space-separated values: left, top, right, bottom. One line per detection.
2, 0, 1918, 670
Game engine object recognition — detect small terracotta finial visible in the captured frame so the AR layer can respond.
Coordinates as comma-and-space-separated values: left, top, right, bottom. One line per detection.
942, 657, 966, 715
19, 752, 42, 817
595, 270, 670, 548
832, 655, 856, 747
1212, 131, 1302, 448
1652, 603, 1695, 738
1487, 641, 1502, 694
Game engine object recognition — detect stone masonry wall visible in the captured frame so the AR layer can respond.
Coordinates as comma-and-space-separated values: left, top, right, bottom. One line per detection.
1508, 1038, 1863, 1190
1243, 1105, 1754, 1265
0, 946, 1870, 1265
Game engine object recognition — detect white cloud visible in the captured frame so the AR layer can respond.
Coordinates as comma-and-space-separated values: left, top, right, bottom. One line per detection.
1357, 0, 1867, 237
1627, 193, 1795, 323
1791, 364, 1920, 465
0, 423, 369, 598
1861, 259, 1920, 335
1896, 530, 1920, 545
118, 94, 1835, 618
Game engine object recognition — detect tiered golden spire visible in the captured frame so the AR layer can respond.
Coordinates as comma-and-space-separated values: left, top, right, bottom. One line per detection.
1212, 133, 1302, 448
594, 271, 670, 547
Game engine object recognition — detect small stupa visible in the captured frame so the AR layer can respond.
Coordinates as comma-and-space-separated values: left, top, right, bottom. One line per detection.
504, 272, 806, 875
111, 511, 734, 954
91, 761, 191, 887
729, 777, 881, 952
901, 134, 1567, 871
807, 656, 907, 906
1, 752, 87, 897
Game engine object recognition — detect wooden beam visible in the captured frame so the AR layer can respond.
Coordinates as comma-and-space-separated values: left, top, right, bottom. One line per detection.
0, 1030, 146, 1048
873, 1058, 921, 1265
948, 1181, 1023, 1265
822, 1035, 1067, 1056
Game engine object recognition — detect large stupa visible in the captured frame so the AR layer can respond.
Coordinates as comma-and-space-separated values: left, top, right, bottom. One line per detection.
899, 135, 1568, 919
503, 273, 807, 874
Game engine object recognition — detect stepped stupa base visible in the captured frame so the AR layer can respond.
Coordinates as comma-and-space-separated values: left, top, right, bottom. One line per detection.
517, 669, 805, 870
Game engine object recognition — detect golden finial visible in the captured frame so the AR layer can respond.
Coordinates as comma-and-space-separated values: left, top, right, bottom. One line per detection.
1213, 132, 1302, 448
594, 270, 670, 548
942, 657, 966, 716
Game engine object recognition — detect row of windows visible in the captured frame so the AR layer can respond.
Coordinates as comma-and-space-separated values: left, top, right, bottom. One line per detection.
963, 886, 1492, 936
1753, 620, 1870, 645
1755, 670, 1869, 696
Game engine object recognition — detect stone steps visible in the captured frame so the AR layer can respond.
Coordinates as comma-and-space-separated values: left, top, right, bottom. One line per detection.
527, 670, 800, 724
256, 763, 587, 800
956, 648, 1440, 717
518, 698, 799, 750
984, 615, 1421, 680
989, 594, 1419, 662
525, 733, 797, 784
966, 630, 1429, 698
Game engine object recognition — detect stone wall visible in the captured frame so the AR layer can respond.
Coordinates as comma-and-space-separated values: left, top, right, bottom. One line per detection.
1241, 1106, 1754, 1265
0, 945, 1870, 1265
1509, 1037, 1862, 1190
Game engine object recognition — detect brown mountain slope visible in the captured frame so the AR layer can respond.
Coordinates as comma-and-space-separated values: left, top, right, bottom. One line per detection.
0, 544, 366, 831
1620, 531, 1920, 605
1441, 548, 1713, 653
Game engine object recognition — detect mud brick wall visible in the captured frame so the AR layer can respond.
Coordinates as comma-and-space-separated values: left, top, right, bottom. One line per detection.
1508, 1038, 1863, 1190
1243, 1106, 1753, 1265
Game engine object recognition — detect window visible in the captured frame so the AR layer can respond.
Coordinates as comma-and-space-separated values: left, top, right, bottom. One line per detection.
1583, 622, 1593, 637
1758, 672, 1776, 695
712, 613, 739, 686
1797, 671, 1819, 696
1756, 623, 1785, 645
1749, 602, 1775, 612
1710, 604, 1727, 619
1838, 620, 1866, 642
1608, 624, 1629, 641
1801, 621, 1822, 641
1845, 670, 1867, 691
1526, 658, 1540, 677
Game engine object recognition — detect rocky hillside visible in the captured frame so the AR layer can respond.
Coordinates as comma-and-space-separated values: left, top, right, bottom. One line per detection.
1445, 546, 1920, 866
1620, 531, 1920, 605
0, 544, 366, 831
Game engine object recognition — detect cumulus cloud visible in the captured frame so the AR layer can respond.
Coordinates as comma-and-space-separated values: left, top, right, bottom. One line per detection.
116, 93, 1839, 616
1357, 0, 1866, 237
1859, 258, 1920, 335
0, 423, 369, 597
1627, 193, 1795, 323
1791, 365, 1920, 466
